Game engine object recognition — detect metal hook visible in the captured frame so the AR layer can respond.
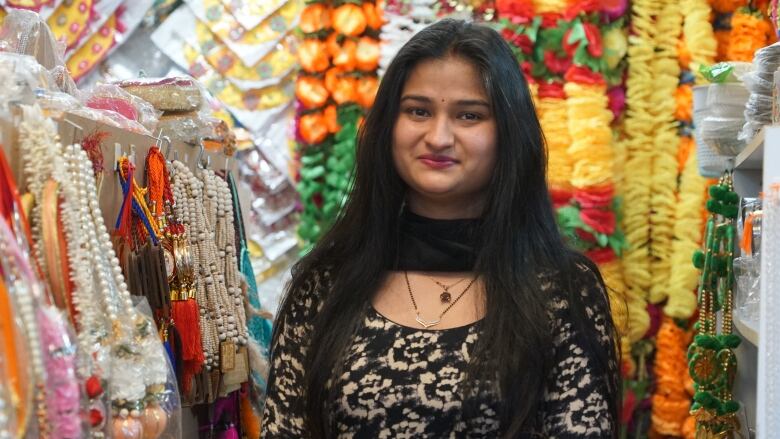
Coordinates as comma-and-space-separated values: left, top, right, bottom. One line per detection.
63, 118, 83, 144
196, 143, 206, 170
161, 136, 172, 158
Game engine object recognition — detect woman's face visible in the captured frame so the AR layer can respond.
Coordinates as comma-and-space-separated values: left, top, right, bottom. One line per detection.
392, 55, 497, 219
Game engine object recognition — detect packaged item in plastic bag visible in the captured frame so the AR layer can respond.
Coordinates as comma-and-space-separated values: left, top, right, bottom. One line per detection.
0, 9, 68, 72
116, 77, 204, 112
706, 83, 750, 117
700, 114, 747, 156
184, 0, 301, 67
734, 255, 760, 329
156, 111, 209, 144
65, 0, 153, 83
83, 83, 162, 132
219, 0, 287, 31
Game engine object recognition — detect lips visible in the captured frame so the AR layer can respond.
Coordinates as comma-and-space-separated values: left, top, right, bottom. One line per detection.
418, 154, 458, 169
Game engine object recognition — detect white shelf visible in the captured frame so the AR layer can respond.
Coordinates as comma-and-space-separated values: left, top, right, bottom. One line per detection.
736, 128, 765, 170
735, 316, 759, 347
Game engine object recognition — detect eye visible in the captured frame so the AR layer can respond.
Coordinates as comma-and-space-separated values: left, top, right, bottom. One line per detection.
459, 112, 482, 121
405, 107, 430, 118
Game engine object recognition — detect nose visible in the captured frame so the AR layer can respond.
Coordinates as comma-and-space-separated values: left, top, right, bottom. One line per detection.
423, 114, 454, 151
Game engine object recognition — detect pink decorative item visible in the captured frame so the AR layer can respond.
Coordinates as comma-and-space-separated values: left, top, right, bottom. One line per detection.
39, 306, 82, 439
86, 97, 140, 122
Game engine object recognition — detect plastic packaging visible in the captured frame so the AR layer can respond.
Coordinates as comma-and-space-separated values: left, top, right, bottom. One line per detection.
699, 115, 747, 156
156, 112, 209, 144
184, 0, 301, 67
740, 42, 780, 141
706, 83, 750, 117
734, 255, 760, 329
0, 8, 67, 72
82, 83, 162, 132
693, 86, 729, 177
220, 0, 287, 31
116, 77, 204, 112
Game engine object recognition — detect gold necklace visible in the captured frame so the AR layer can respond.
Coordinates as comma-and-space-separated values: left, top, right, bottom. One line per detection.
427, 275, 466, 304
404, 271, 477, 328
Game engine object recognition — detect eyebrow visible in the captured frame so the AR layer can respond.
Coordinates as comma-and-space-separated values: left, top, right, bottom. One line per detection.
400, 95, 491, 108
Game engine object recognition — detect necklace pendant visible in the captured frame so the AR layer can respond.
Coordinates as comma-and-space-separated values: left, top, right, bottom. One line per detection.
440, 291, 451, 303
415, 313, 440, 328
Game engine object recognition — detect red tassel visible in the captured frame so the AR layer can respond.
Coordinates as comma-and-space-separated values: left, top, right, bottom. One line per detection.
172, 298, 204, 393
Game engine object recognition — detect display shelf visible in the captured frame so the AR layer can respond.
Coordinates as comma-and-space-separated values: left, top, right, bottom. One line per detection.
736, 129, 765, 170
735, 316, 759, 347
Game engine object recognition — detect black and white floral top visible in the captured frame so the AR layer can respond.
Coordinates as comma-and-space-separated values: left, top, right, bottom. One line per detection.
261, 266, 615, 438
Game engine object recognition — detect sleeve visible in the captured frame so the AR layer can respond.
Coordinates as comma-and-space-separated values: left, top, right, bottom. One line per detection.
540, 264, 617, 438
261, 270, 327, 438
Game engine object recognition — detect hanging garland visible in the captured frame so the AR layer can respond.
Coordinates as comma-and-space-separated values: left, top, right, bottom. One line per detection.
295, 0, 382, 251
690, 173, 742, 436
651, 317, 695, 436
727, 7, 774, 61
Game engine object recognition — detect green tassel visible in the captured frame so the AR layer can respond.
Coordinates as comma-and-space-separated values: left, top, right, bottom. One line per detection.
709, 184, 725, 200
722, 204, 739, 219
719, 334, 742, 349
706, 199, 722, 214
694, 334, 721, 350
724, 191, 739, 205
693, 250, 705, 269
694, 391, 720, 409
721, 400, 740, 414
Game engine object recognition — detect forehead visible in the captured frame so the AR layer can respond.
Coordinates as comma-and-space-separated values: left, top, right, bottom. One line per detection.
402, 56, 488, 101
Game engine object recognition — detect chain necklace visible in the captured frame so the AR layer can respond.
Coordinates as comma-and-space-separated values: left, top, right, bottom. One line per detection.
404, 271, 476, 328
427, 276, 466, 304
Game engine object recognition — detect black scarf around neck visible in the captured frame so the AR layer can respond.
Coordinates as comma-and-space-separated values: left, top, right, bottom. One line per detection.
391, 209, 480, 272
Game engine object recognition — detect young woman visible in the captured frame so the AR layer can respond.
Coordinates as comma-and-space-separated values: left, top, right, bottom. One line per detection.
262, 19, 620, 438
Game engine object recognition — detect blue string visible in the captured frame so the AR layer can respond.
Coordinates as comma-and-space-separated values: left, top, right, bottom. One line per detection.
116, 172, 159, 246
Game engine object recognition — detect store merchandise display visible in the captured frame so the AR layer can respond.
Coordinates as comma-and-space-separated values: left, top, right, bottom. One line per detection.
0, 0, 779, 437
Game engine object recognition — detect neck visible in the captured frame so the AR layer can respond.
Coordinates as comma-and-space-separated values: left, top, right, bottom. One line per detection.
406, 194, 485, 220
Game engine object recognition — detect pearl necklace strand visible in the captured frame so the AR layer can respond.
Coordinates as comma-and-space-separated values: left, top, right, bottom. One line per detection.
0, 226, 49, 438
170, 160, 221, 369
201, 169, 247, 345
63, 144, 169, 411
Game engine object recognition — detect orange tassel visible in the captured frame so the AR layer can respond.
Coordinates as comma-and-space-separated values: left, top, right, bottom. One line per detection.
240, 392, 262, 438
172, 298, 204, 394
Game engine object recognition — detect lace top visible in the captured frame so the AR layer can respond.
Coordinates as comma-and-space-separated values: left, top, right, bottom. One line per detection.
261, 266, 615, 438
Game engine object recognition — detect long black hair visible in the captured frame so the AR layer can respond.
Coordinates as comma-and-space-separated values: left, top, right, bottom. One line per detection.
276, 18, 620, 438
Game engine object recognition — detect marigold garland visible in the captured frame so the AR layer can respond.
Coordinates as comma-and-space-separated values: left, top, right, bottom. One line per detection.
681, 0, 717, 79
622, 0, 658, 311
647, 0, 682, 306
651, 318, 693, 436
728, 8, 774, 61
537, 95, 572, 194
665, 140, 708, 319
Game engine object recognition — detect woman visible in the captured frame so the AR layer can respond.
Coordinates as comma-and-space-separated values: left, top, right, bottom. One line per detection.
262, 19, 620, 438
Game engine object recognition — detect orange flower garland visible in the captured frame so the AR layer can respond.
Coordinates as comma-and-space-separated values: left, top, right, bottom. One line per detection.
727, 8, 773, 61
651, 318, 694, 436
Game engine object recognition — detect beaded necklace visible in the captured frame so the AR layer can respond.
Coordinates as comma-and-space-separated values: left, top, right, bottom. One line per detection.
170, 160, 221, 370
690, 172, 742, 436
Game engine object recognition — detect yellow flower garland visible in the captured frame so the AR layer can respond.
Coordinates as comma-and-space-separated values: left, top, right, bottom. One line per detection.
537, 97, 572, 191
622, 0, 657, 308
681, 0, 716, 80
648, 0, 682, 305
665, 144, 709, 319
564, 83, 614, 189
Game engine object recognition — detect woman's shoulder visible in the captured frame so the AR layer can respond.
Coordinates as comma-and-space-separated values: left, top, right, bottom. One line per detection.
278, 263, 334, 322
